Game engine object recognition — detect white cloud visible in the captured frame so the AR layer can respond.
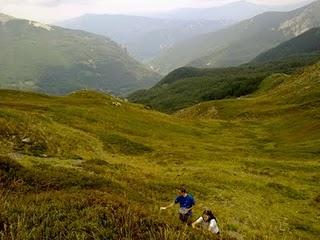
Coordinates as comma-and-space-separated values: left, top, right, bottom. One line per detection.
0, 0, 311, 23
0, 0, 61, 6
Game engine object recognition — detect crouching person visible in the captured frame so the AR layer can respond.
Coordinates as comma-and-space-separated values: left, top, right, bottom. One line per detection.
192, 209, 220, 236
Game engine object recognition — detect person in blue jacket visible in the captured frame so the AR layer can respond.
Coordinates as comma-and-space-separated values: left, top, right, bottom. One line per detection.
160, 186, 195, 223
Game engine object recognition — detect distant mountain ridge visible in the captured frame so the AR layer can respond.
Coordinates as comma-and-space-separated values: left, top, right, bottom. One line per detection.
144, 0, 314, 21
253, 27, 320, 63
57, 1, 313, 62
0, 13, 13, 23
151, 0, 320, 74
151, 1, 270, 21
0, 13, 160, 95
57, 14, 230, 61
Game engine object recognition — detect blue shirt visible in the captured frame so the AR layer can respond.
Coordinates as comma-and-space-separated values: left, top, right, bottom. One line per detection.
175, 194, 195, 209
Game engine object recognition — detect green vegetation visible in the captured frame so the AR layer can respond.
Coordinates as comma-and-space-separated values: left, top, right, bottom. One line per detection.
150, 0, 320, 74
253, 27, 320, 63
130, 56, 320, 113
0, 14, 160, 95
0, 61, 319, 239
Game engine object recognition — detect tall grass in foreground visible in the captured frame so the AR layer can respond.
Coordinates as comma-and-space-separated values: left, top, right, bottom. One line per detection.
0, 191, 224, 240
0, 156, 224, 240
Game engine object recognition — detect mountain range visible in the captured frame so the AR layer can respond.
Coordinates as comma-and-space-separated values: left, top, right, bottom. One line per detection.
57, 15, 230, 61
148, 0, 313, 21
151, 0, 320, 74
56, 1, 314, 62
0, 13, 160, 95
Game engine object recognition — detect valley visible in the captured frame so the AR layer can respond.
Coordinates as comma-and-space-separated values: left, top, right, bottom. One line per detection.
1, 61, 319, 239
0, 1, 320, 239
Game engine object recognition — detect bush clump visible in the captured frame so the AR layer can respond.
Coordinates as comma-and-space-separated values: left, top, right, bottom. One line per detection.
266, 182, 306, 200
101, 134, 153, 155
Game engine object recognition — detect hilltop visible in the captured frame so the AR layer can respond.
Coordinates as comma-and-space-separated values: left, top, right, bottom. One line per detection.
0, 61, 319, 239
177, 62, 320, 121
0, 14, 160, 95
129, 54, 320, 113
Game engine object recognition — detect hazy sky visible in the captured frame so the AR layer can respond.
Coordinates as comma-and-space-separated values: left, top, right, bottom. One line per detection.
0, 0, 310, 23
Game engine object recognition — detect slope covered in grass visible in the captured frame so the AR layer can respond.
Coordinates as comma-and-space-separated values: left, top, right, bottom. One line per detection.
0, 14, 160, 95
0, 60, 319, 240
176, 62, 320, 156
129, 55, 320, 113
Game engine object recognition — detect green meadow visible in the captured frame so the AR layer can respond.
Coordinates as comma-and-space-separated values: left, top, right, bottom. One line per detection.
0, 62, 319, 239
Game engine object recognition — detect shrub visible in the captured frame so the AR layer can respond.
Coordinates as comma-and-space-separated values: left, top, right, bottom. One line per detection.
100, 134, 153, 155
266, 183, 306, 200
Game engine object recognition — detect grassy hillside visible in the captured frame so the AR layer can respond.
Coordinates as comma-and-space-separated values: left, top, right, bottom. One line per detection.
129, 55, 320, 113
176, 62, 320, 156
253, 27, 320, 63
150, 0, 320, 74
0, 14, 160, 95
0, 62, 319, 239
